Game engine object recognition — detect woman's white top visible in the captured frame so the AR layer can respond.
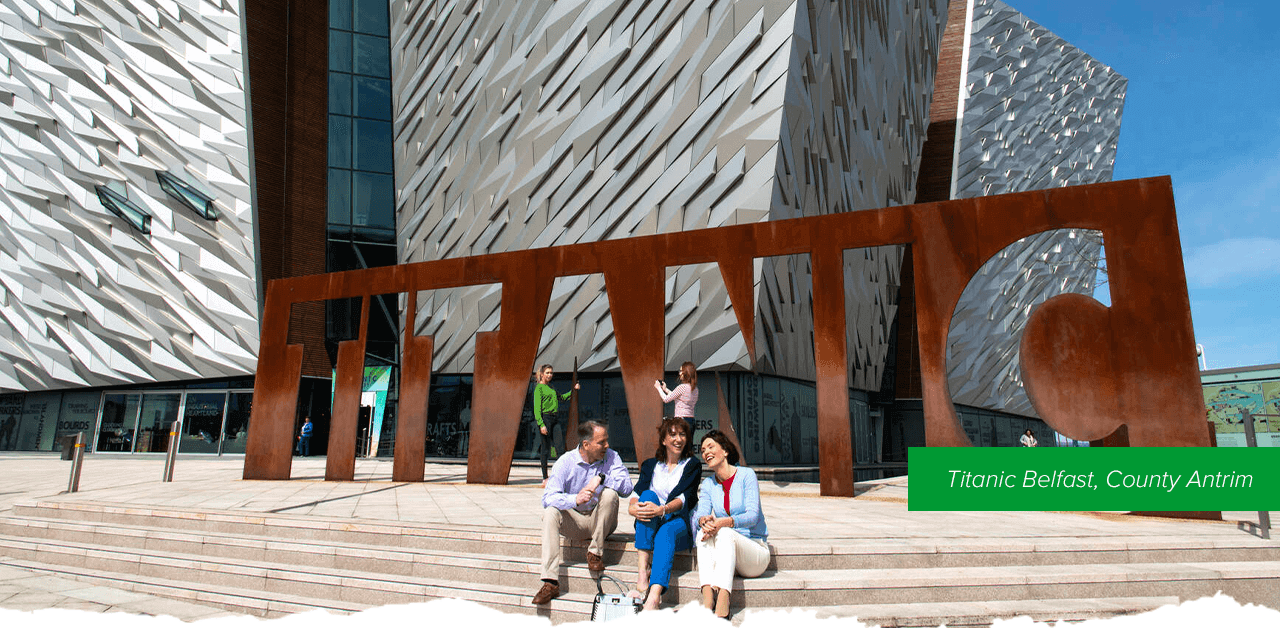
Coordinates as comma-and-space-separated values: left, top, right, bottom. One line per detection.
650, 458, 689, 504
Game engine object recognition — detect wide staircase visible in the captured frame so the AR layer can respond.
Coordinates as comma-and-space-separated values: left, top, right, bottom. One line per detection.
1, 500, 1277, 625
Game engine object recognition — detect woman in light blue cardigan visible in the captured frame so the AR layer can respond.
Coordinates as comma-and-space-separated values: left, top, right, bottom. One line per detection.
691, 430, 769, 618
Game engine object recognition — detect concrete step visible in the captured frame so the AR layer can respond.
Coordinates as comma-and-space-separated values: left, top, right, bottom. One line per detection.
17, 500, 1280, 571
0, 535, 597, 621
7, 499, 1278, 621
0, 555, 368, 617
4, 521, 1278, 611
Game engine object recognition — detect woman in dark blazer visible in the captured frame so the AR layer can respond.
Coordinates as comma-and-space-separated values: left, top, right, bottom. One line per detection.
627, 416, 701, 610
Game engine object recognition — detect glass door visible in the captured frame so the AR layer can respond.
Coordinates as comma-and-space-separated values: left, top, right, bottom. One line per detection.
134, 393, 182, 453
180, 392, 227, 454
221, 391, 253, 454
96, 393, 141, 452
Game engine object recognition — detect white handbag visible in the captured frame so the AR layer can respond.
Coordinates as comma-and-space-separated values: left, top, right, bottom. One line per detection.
591, 573, 642, 621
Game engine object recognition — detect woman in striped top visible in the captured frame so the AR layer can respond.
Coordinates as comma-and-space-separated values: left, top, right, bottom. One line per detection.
654, 361, 698, 423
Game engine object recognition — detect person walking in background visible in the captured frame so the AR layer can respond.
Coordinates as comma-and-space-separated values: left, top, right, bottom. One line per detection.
628, 417, 701, 610
534, 364, 579, 480
297, 417, 313, 457
1020, 429, 1038, 447
654, 361, 698, 425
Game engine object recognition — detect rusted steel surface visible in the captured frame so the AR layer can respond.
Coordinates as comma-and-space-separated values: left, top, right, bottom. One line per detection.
243, 177, 1209, 493
393, 291, 431, 482
326, 293, 369, 481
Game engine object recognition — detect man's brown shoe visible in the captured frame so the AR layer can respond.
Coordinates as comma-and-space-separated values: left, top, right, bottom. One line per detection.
586, 551, 605, 572
532, 581, 560, 605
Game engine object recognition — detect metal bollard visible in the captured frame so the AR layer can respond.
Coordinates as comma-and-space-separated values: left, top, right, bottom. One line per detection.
67, 431, 85, 493
163, 421, 180, 482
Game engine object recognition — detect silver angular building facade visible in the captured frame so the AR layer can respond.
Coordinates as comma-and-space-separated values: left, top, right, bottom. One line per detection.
0, 0, 258, 393
944, 0, 1127, 417
392, 0, 950, 389
0, 0, 1128, 459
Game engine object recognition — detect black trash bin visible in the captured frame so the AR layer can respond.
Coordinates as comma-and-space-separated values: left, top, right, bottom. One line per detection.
59, 435, 78, 460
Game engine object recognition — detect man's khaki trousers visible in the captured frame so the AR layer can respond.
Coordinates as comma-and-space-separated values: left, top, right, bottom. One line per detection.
539, 488, 620, 581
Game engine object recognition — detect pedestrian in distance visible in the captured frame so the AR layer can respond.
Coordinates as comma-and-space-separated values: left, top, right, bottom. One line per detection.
297, 417, 313, 457
1020, 429, 1038, 447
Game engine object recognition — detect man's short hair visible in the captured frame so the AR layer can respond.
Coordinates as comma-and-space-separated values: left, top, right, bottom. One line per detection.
578, 420, 605, 443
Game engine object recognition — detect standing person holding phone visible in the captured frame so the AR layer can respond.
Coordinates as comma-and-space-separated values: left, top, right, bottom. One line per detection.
655, 361, 699, 425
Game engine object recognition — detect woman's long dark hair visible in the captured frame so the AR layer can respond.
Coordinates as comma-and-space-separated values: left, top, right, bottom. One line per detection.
700, 429, 739, 465
653, 417, 693, 462
679, 361, 697, 388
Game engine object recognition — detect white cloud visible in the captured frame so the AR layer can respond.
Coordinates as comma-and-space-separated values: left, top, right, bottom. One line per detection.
1182, 237, 1280, 288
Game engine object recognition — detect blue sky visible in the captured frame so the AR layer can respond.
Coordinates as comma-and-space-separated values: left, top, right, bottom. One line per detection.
1008, 1, 1280, 370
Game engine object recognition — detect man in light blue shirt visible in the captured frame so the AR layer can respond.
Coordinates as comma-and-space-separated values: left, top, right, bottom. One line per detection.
532, 420, 633, 605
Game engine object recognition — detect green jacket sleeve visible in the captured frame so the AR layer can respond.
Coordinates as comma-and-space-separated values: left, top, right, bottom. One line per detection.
533, 384, 547, 427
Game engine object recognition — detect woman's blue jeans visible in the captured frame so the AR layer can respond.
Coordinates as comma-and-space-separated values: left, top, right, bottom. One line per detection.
632, 490, 691, 590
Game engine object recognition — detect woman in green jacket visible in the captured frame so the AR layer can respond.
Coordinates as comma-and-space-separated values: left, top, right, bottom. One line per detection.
534, 364, 579, 479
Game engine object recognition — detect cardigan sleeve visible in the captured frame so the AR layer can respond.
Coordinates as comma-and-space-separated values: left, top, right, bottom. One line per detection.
677, 461, 702, 513
634, 459, 654, 496
691, 477, 714, 520
729, 467, 762, 529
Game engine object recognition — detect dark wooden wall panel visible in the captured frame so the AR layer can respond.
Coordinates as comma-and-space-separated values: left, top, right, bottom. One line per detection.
898, 0, 970, 400
246, 0, 331, 378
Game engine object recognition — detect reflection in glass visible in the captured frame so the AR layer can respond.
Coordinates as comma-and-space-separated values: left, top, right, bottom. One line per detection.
135, 393, 181, 453
55, 392, 100, 452
329, 116, 352, 168
353, 119, 392, 173
330, 73, 352, 116
180, 393, 226, 454
427, 376, 473, 458
330, 0, 351, 30
353, 171, 394, 228
222, 392, 253, 454
354, 76, 391, 120
97, 394, 140, 452
328, 168, 352, 224
353, 0, 389, 35
353, 34, 390, 78
330, 30, 352, 73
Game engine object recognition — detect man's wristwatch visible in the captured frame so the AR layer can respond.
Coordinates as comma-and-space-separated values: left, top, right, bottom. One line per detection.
596, 473, 606, 485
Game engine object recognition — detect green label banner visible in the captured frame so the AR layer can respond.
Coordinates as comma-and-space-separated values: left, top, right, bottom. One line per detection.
907, 447, 1280, 511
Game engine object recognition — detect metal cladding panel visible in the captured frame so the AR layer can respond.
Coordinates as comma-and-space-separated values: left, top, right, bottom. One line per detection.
392, 0, 947, 383
946, 0, 1127, 415
763, 0, 946, 386
0, 0, 258, 392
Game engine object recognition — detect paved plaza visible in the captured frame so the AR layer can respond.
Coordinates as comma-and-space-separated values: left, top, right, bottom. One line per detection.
0, 452, 1274, 621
